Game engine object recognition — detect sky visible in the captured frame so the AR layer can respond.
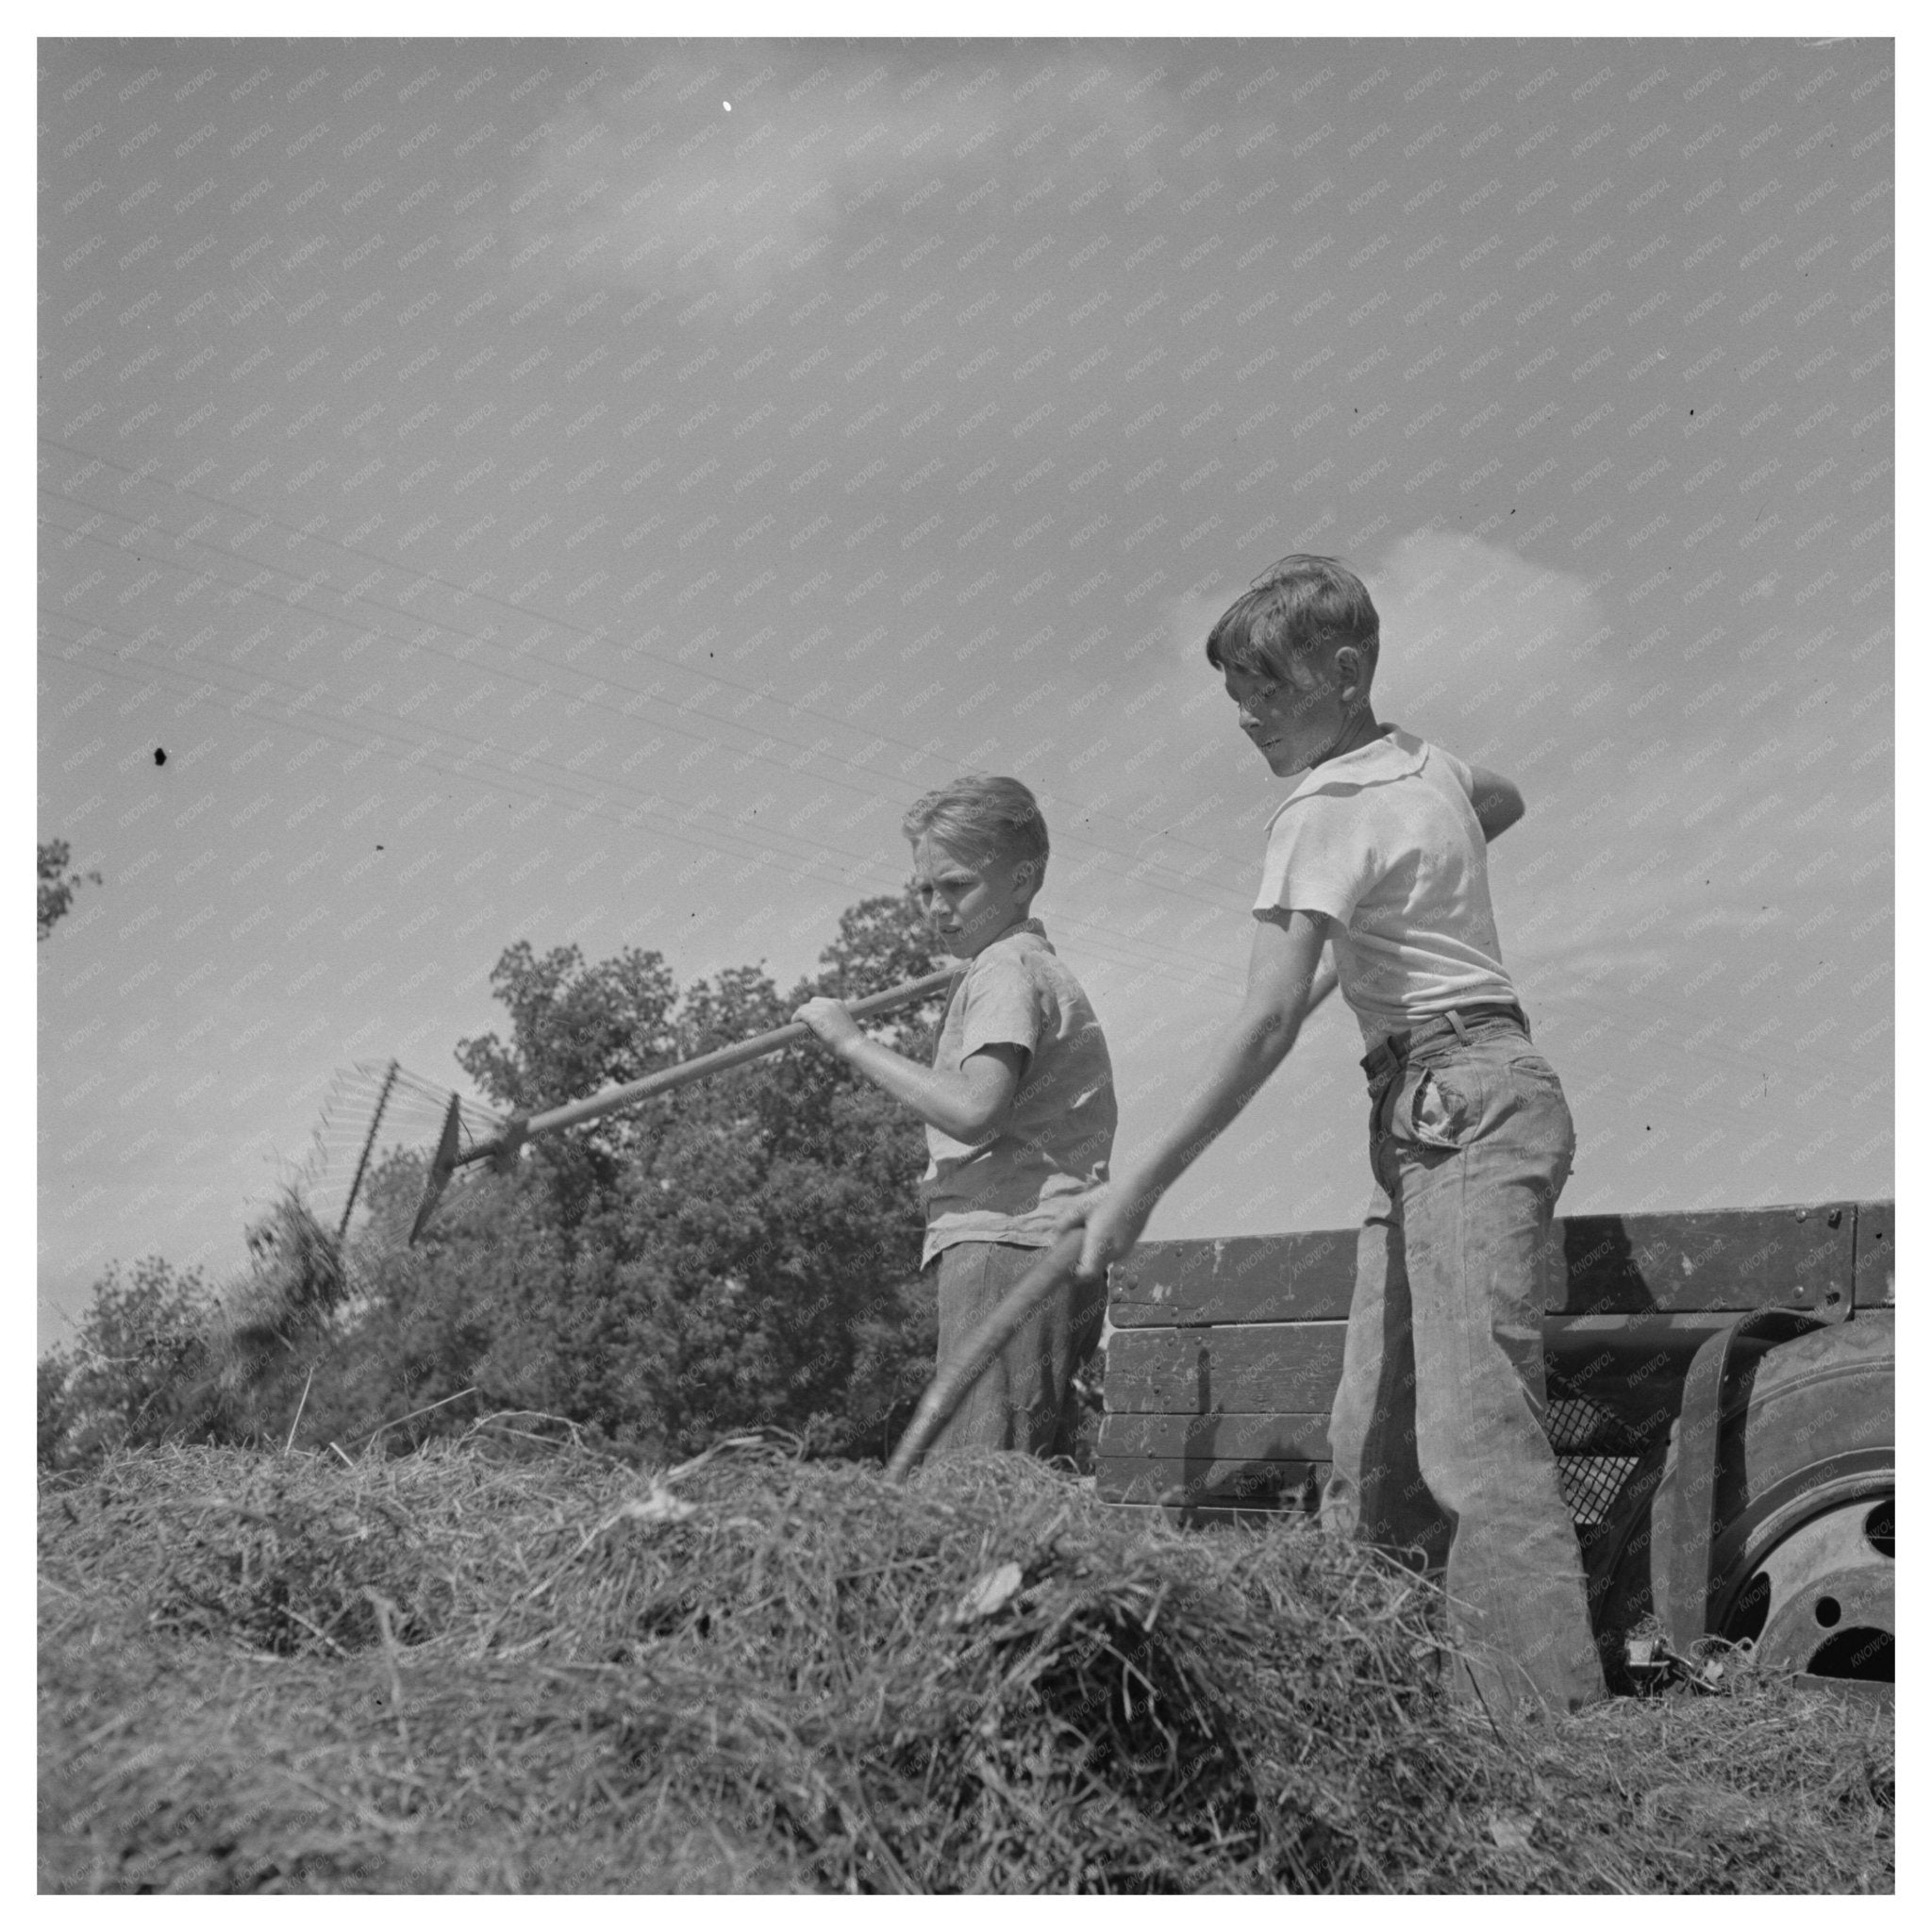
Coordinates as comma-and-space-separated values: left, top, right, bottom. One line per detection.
35, 31, 1894, 1349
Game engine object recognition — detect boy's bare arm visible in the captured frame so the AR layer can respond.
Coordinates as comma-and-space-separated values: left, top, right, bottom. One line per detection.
792, 996, 1023, 1141
1058, 909, 1330, 1277
1465, 762, 1526, 841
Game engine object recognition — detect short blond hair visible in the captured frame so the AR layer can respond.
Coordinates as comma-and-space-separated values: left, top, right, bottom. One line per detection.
902, 774, 1049, 881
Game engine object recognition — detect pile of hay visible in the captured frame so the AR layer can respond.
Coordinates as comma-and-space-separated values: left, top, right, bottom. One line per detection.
40, 1436, 1892, 1894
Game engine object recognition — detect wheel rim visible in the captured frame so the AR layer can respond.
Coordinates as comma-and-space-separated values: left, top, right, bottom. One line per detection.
1727, 1494, 1894, 1682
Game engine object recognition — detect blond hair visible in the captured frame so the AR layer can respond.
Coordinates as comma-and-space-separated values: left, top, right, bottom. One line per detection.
902, 774, 1049, 883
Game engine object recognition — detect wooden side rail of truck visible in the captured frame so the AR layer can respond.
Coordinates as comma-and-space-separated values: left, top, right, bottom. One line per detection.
1096, 1199, 1895, 1694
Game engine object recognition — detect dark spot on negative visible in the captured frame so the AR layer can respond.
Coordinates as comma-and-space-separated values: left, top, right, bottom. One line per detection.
154, 748, 167, 765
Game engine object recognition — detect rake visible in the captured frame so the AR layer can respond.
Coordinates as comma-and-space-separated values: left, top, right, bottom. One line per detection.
408, 966, 957, 1241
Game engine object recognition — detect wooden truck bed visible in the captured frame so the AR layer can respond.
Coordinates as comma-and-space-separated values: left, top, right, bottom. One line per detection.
1097, 1200, 1894, 1521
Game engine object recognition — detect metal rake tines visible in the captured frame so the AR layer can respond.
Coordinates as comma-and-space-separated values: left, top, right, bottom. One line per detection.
371, 1062, 508, 1147
294, 1060, 507, 1241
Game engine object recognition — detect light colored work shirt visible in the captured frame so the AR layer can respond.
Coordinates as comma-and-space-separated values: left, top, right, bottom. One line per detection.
920, 919, 1117, 1265
1253, 725, 1519, 1045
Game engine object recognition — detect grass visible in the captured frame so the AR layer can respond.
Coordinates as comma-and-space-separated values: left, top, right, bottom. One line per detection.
39, 1432, 1893, 1894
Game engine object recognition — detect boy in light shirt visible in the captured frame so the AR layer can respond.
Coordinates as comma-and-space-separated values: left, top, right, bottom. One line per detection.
796, 774, 1115, 1457
1061, 556, 1603, 1713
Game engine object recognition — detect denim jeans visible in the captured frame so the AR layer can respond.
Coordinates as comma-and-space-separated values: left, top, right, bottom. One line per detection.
1319, 1009, 1606, 1713
927, 1241, 1106, 1457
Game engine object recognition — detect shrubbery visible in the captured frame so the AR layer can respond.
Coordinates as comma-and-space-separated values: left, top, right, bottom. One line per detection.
40, 894, 950, 1470
36, 1257, 226, 1468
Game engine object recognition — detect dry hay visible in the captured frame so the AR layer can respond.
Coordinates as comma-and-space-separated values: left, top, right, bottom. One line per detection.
224, 1192, 349, 1345
186, 1191, 353, 1407
40, 1435, 1893, 1894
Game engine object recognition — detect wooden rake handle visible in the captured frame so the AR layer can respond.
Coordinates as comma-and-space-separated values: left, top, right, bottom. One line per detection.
409, 963, 957, 1242
479, 965, 958, 1156
886, 1229, 1091, 1480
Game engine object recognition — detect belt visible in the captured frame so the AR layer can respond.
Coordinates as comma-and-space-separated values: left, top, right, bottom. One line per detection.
1361, 1001, 1528, 1079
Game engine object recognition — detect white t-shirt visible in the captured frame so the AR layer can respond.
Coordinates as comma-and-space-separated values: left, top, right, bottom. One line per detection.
1252, 725, 1519, 1044
920, 919, 1117, 1265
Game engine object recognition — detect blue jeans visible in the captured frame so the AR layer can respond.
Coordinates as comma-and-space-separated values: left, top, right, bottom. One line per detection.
1319, 1009, 1606, 1713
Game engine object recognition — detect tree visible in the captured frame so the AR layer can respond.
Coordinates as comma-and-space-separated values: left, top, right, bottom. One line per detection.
817, 891, 952, 1008
457, 941, 682, 1114
37, 1257, 227, 1470
38, 839, 100, 941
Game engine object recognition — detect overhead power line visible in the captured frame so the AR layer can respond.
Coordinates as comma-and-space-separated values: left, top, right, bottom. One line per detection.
39, 481, 1250, 926
40, 434, 1244, 888
39, 608, 1249, 1001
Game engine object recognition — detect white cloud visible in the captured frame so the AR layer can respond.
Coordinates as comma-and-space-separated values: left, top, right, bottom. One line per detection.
1362, 525, 1616, 749
1162, 584, 1236, 671
492, 45, 1215, 308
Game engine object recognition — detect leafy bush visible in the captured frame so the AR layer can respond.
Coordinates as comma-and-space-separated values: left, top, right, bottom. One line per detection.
38, 1257, 228, 1470
38, 837, 100, 941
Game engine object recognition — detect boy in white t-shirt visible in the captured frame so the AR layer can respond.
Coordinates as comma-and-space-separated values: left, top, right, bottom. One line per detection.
1060, 555, 1603, 1714
795, 774, 1116, 1457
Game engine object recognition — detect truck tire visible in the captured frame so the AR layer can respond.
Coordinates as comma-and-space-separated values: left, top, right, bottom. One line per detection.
1650, 1319, 1893, 1684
